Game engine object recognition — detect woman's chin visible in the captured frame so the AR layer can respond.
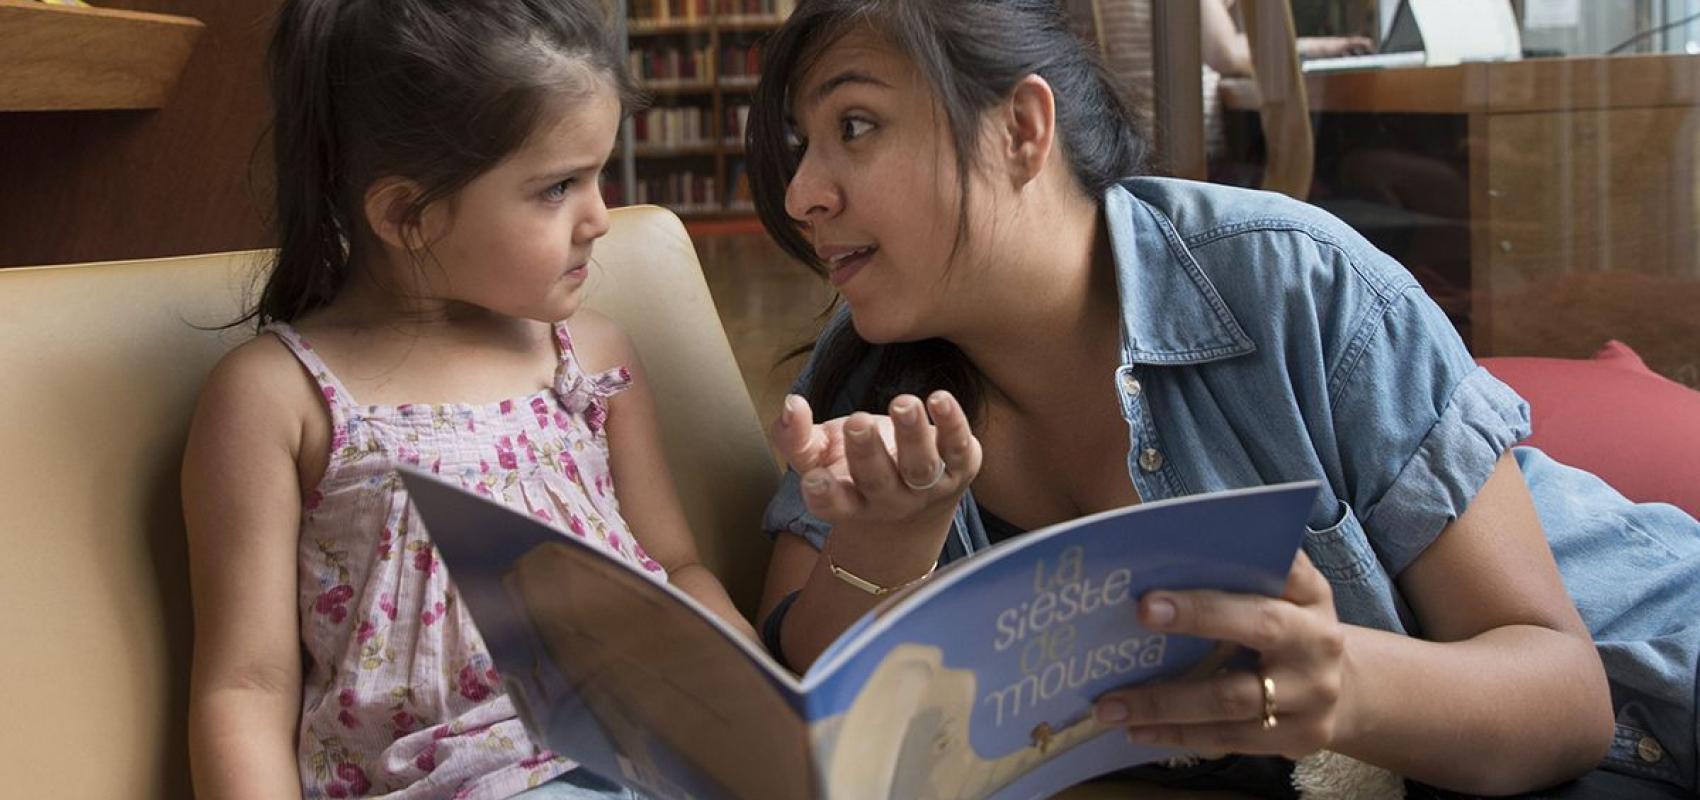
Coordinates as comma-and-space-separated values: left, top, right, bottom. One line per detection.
847, 310, 928, 346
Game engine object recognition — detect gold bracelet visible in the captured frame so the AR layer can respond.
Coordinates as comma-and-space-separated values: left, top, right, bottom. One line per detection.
826, 555, 937, 596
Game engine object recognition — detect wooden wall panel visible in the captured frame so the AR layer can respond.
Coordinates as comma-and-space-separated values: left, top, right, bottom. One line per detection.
1483, 106, 1700, 385
0, 0, 279, 268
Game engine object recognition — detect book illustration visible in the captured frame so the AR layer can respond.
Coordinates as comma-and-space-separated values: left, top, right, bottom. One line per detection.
400, 467, 1319, 800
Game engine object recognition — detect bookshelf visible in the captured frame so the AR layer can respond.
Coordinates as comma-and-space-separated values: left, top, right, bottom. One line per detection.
608, 0, 792, 219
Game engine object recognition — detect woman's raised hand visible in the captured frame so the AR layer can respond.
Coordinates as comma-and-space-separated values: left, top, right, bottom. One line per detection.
771, 391, 982, 530
1092, 551, 1354, 760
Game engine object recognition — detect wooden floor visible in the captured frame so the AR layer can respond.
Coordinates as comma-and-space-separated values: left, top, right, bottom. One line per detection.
693, 231, 837, 430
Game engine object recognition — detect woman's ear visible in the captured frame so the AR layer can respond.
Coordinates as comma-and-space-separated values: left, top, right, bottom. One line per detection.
362, 177, 430, 251
1003, 74, 1058, 188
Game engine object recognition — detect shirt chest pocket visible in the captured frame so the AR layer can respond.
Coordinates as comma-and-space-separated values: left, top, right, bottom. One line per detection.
1304, 498, 1377, 582
1303, 498, 1408, 633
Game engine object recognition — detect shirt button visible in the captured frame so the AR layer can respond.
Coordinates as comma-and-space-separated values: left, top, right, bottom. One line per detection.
1637, 735, 1664, 764
1119, 374, 1142, 398
1138, 448, 1164, 473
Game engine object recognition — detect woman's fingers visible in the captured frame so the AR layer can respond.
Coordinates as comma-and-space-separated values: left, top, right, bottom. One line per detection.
789, 390, 982, 524
772, 394, 824, 472
888, 394, 944, 492
1095, 671, 1271, 727
1134, 590, 1302, 655
842, 412, 902, 498
929, 391, 981, 487
1282, 550, 1334, 608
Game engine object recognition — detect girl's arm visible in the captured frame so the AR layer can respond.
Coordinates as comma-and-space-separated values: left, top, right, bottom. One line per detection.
1096, 452, 1613, 794
576, 311, 758, 644
182, 341, 313, 800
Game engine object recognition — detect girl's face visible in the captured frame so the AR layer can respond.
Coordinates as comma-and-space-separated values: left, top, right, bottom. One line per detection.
413, 83, 621, 324
785, 30, 998, 344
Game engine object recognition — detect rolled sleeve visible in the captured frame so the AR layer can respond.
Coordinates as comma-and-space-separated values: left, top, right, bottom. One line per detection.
761, 469, 831, 551
1334, 287, 1532, 576
759, 306, 861, 553
1365, 366, 1531, 574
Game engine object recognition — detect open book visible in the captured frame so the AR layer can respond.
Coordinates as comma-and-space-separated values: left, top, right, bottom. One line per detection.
399, 468, 1317, 800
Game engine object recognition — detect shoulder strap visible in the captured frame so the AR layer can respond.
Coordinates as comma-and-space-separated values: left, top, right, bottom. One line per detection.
265, 322, 361, 414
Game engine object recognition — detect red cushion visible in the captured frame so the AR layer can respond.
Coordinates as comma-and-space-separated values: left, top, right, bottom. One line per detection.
1478, 341, 1700, 519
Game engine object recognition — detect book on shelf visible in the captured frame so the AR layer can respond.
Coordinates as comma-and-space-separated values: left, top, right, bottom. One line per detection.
400, 467, 1318, 800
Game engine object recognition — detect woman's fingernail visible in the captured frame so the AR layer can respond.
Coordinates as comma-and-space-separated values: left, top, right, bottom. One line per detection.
845, 424, 869, 440
803, 474, 829, 493
929, 393, 951, 415
894, 400, 918, 424
1096, 701, 1129, 723
1145, 596, 1176, 626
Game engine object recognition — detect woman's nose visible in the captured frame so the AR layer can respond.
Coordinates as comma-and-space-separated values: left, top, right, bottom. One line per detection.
784, 153, 841, 223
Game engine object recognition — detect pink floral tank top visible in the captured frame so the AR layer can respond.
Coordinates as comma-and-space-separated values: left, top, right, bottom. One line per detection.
268, 322, 666, 799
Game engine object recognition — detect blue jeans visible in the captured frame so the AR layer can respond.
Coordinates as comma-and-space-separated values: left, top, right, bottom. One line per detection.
509, 769, 644, 799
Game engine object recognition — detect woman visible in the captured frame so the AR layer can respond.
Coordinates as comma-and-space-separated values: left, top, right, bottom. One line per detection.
744, 2, 1700, 798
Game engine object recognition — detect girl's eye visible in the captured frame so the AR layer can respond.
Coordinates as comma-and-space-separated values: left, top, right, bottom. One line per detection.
839, 116, 874, 142
544, 178, 576, 200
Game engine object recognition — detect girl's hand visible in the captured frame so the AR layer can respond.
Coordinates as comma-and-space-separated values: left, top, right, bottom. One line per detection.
771, 391, 982, 531
1093, 551, 1352, 759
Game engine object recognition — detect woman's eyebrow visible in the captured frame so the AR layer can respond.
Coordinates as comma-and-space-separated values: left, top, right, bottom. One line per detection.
798, 70, 892, 115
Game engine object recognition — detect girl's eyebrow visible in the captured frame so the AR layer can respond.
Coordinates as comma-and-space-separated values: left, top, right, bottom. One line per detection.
530, 160, 601, 186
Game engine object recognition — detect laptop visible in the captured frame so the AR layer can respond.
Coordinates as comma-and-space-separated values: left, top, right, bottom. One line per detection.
1302, 0, 1521, 73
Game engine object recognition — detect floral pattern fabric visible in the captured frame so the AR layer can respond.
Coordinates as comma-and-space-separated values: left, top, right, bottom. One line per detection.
268, 322, 665, 799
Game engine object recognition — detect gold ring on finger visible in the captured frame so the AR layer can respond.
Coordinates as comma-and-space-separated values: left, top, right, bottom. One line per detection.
1259, 673, 1279, 730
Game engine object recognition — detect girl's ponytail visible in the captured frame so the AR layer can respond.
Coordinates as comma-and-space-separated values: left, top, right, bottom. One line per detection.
255, 0, 350, 328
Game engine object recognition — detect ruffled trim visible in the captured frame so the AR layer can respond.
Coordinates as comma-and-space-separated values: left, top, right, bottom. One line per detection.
551, 323, 631, 435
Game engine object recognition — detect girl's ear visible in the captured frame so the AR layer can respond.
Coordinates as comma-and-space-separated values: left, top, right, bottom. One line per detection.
362, 177, 430, 251
1002, 74, 1058, 189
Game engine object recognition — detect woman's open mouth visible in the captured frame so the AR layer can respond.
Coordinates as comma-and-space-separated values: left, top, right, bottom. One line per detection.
827, 244, 878, 287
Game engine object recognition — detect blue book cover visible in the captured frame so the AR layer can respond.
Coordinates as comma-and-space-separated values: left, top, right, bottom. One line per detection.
400, 468, 1317, 800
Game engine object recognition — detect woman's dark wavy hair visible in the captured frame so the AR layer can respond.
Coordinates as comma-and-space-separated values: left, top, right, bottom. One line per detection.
240, 0, 639, 330
747, 0, 1151, 424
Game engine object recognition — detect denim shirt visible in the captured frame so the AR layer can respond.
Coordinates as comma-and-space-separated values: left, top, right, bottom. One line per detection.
762, 178, 1699, 791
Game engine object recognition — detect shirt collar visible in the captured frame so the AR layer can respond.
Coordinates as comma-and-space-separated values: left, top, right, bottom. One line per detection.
1103, 182, 1256, 366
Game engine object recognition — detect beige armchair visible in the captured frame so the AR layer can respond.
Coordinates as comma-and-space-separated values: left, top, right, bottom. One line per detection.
0, 205, 776, 797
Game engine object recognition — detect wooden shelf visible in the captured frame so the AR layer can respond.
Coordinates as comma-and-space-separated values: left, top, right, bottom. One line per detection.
638, 79, 716, 95
628, 17, 709, 36
717, 14, 786, 32
623, 142, 721, 157
628, 13, 785, 34
0, 0, 205, 112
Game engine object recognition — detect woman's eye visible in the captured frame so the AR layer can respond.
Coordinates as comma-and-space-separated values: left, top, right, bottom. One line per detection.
786, 130, 808, 159
839, 117, 874, 142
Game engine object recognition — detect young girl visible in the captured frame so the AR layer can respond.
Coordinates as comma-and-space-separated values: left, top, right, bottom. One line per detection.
181, 1, 752, 798
748, 1, 1700, 798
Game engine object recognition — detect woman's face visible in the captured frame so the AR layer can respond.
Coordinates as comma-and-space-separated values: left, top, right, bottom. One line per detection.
785, 29, 997, 344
